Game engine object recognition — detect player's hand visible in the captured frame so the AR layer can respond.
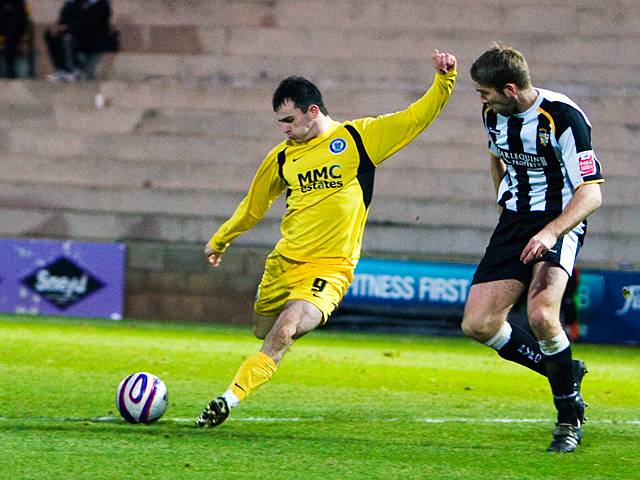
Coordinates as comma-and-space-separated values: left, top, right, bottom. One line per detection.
204, 243, 223, 267
520, 229, 558, 264
433, 49, 456, 74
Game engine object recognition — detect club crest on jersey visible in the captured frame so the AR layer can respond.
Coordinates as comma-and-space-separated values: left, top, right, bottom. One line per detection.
578, 151, 597, 177
329, 138, 347, 154
538, 128, 550, 147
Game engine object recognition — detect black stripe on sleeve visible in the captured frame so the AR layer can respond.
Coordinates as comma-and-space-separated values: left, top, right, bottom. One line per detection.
547, 101, 593, 151
344, 124, 376, 208
277, 148, 287, 182
277, 148, 292, 205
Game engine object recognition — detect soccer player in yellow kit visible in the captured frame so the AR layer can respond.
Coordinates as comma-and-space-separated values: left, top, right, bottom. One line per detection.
196, 49, 457, 427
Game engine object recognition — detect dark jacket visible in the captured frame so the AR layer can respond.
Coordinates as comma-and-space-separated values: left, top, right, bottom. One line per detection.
58, 0, 111, 51
0, 0, 27, 38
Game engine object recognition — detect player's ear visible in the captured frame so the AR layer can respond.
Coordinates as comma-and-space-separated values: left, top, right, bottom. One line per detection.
307, 104, 320, 117
502, 83, 518, 98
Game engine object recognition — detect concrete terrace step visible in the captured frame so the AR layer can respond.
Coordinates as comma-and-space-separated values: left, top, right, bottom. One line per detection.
1, 80, 637, 147
0, 117, 487, 159
108, 51, 640, 92
30, 0, 640, 35
0, 205, 279, 246
0, 146, 493, 199
0, 165, 499, 215
1, 79, 638, 128
0, 171, 634, 234
0, 102, 635, 178
32, 2, 640, 59
0, 204, 493, 260
1, 124, 634, 179
1, 128, 273, 164
0, 205, 632, 268
0, 154, 258, 192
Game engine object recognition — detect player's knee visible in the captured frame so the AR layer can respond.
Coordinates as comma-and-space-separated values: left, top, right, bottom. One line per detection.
528, 307, 559, 336
252, 314, 276, 340
461, 323, 490, 342
266, 318, 297, 350
461, 314, 487, 340
460, 319, 476, 339
527, 298, 560, 334
252, 323, 268, 340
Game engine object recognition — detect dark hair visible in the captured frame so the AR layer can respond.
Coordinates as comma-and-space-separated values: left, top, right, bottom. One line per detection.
470, 44, 531, 90
272, 76, 328, 115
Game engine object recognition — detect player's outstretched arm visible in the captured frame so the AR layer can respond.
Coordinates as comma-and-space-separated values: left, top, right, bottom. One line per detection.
354, 48, 457, 164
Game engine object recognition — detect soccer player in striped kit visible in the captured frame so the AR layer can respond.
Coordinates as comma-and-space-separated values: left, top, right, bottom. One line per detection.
196, 50, 457, 428
463, 44, 603, 452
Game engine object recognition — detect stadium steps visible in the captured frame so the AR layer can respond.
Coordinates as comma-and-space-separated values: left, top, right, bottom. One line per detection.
106, 51, 640, 90
0, 80, 636, 169
3, 77, 640, 119
28, 0, 640, 91
0, 159, 501, 213
29, 0, 640, 35
1, 80, 639, 139
0, 0, 640, 276
3, 0, 638, 323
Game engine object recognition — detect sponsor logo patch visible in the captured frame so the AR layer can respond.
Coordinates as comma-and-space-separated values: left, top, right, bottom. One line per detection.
297, 164, 343, 193
498, 149, 548, 168
578, 151, 596, 177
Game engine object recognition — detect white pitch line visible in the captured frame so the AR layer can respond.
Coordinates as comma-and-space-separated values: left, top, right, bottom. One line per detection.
0, 416, 639, 425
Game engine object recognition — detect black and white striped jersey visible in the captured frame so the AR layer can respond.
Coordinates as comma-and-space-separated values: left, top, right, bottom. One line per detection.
482, 88, 604, 214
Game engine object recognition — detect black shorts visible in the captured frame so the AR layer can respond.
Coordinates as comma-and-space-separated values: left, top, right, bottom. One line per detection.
472, 210, 585, 286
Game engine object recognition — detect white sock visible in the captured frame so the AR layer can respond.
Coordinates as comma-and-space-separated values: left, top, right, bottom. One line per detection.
484, 322, 512, 351
539, 331, 570, 355
221, 389, 239, 408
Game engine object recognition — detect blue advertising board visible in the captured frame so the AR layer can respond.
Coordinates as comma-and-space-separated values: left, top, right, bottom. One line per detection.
342, 258, 640, 345
344, 258, 474, 316
0, 238, 126, 320
577, 270, 640, 345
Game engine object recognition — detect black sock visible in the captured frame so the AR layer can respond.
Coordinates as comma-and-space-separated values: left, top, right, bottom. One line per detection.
544, 346, 578, 425
497, 320, 547, 376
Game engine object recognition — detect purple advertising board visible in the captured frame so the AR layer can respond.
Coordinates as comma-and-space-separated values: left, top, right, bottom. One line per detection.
0, 238, 125, 320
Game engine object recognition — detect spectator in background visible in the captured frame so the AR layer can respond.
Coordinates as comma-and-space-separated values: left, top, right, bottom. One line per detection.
44, 0, 112, 82
0, 0, 28, 79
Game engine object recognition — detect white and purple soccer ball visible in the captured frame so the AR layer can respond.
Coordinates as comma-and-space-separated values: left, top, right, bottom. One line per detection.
116, 372, 168, 424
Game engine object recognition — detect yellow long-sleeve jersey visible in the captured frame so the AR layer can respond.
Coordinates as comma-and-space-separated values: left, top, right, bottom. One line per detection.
208, 70, 456, 265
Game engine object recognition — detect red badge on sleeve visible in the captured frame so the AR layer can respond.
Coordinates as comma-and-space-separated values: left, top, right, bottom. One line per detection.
578, 152, 596, 177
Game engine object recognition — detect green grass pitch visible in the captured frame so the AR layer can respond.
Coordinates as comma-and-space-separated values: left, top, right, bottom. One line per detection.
1, 314, 638, 479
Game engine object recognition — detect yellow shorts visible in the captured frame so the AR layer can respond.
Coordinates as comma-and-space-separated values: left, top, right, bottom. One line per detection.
254, 250, 355, 323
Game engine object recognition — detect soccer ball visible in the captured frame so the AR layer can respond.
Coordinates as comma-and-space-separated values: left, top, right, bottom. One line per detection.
116, 372, 168, 424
